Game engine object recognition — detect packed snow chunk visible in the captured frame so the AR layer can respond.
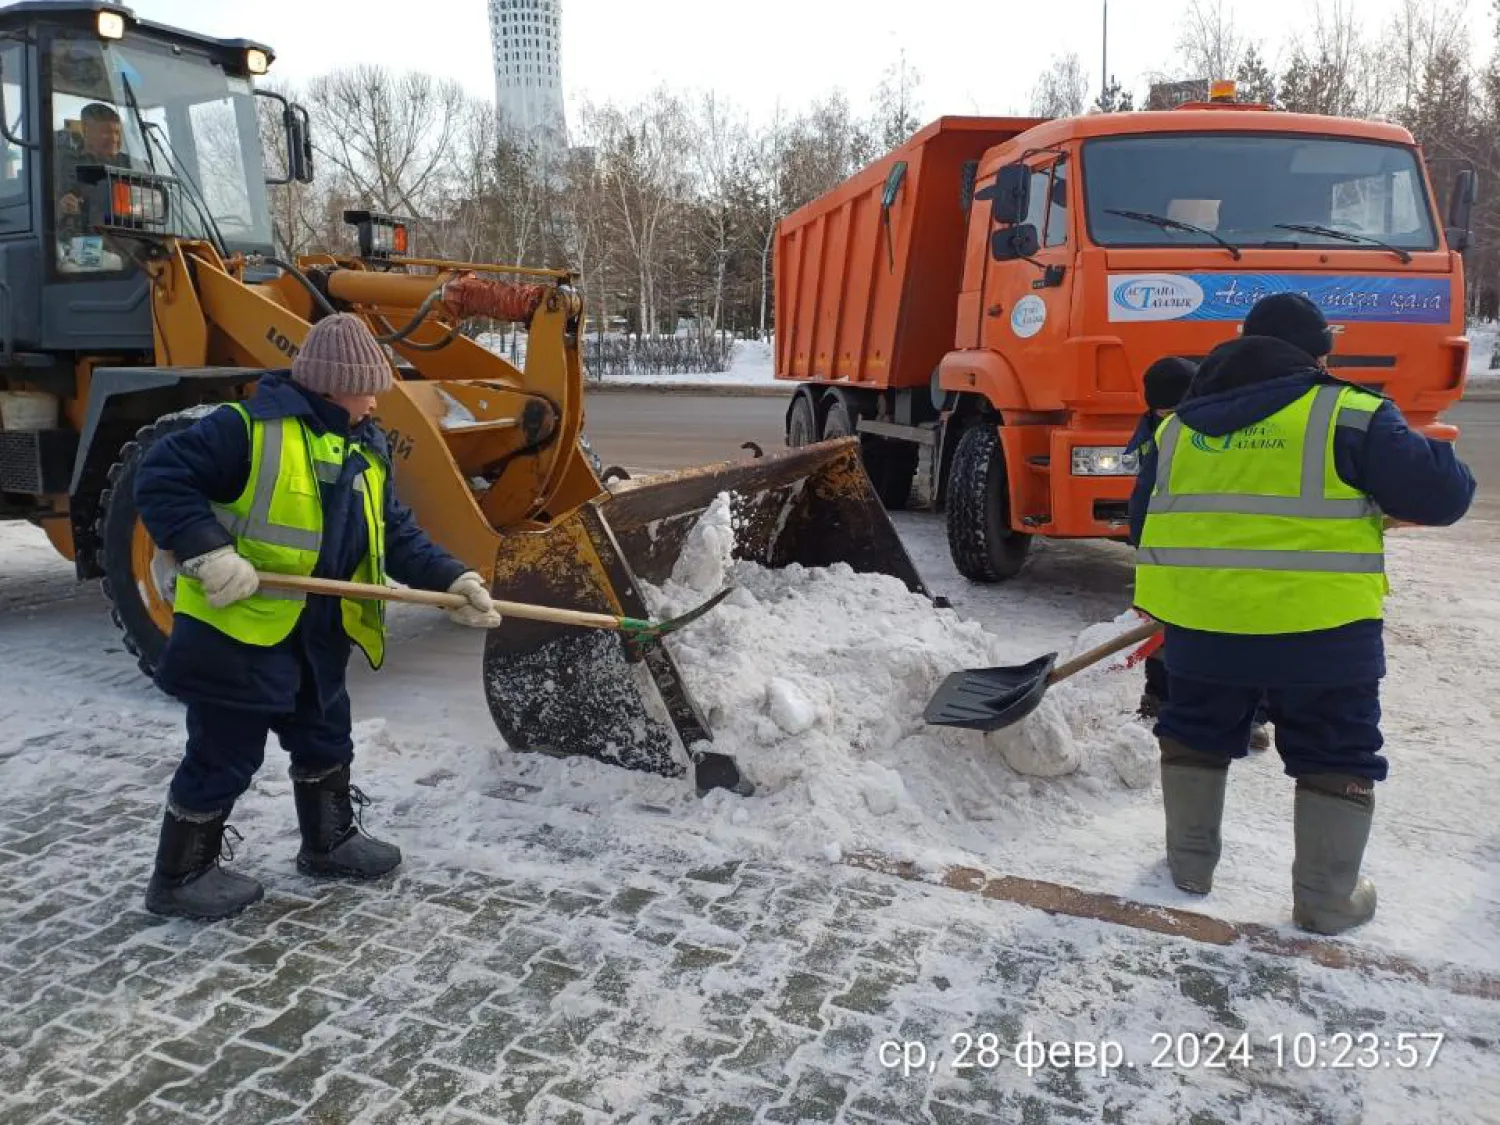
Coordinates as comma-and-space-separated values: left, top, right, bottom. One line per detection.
985, 697, 1080, 777
767, 677, 818, 735
1110, 722, 1159, 790
858, 761, 907, 815
668, 492, 737, 594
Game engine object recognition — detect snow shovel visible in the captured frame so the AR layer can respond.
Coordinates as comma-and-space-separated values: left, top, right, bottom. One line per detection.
253, 573, 735, 643
923, 618, 1163, 732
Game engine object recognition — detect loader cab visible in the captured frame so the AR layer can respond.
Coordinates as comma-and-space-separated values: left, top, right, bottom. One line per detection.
0, 2, 295, 359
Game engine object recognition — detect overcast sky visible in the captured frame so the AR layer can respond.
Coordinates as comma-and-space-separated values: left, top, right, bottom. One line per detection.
129, 0, 1496, 126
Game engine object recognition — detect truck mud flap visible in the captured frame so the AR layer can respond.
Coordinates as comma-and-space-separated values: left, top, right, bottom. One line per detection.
482, 437, 929, 777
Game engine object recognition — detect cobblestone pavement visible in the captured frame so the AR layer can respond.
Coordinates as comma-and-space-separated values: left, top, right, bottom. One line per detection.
3, 749, 1499, 1125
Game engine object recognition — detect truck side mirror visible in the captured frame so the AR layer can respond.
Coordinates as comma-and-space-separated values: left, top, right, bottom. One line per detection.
974, 163, 1031, 226
991, 222, 1040, 261
1445, 168, 1476, 251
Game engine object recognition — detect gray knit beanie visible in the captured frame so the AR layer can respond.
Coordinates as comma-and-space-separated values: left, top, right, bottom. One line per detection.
291, 314, 393, 396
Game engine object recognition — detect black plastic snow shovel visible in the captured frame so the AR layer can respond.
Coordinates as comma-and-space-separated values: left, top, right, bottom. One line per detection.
923, 619, 1163, 732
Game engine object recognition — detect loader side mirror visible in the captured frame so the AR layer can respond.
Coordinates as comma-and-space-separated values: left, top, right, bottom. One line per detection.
991, 222, 1040, 262
291, 103, 313, 184
1446, 167, 1476, 252
974, 162, 1031, 226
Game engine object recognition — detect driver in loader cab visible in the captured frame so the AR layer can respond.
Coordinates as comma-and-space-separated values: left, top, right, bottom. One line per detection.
134, 314, 505, 922
1130, 293, 1475, 936
55, 102, 132, 235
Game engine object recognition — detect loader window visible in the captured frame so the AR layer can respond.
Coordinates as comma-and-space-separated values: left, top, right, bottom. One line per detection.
1082, 133, 1438, 252
45, 29, 273, 275
0, 40, 26, 211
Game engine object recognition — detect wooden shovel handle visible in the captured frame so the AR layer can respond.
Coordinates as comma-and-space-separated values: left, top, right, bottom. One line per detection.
1047, 618, 1163, 684
255, 572, 627, 631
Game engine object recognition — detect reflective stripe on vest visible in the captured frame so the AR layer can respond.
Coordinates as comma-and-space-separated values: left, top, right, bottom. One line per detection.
174, 404, 388, 668
1132, 384, 1386, 635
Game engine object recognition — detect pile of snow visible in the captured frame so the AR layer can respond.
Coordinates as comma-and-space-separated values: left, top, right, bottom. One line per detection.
600, 493, 1160, 870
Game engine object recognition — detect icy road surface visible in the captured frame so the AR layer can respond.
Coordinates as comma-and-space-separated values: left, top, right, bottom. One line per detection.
2, 496, 1498, 1123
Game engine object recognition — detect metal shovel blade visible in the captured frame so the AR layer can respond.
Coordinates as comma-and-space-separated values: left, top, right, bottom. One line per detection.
923, 653, 1058, 732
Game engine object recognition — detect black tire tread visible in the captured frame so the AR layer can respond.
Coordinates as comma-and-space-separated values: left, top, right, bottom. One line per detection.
96, 411, 212, 678
945, 423, 1031, 582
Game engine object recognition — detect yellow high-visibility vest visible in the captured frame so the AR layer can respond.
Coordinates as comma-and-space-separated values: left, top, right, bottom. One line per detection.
174, 403, 388, 668
1134, 384, 1386, 634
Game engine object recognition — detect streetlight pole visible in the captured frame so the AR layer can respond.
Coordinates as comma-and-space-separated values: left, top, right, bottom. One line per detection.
1101, 0, 1109, 103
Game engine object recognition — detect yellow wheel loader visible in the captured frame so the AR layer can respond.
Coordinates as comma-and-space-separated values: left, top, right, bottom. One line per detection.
0, 2, 925, 793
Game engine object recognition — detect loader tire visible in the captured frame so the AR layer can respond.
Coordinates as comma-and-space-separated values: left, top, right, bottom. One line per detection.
945, 422, 1031, 582
97, 407, 217, 678
821, 399, 917, 510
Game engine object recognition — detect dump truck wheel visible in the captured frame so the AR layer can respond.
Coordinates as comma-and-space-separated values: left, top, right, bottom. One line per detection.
96, 408, 215, 677
787, 394, 817, 447
946, 423, 1031, 582
821, 399, 916, 510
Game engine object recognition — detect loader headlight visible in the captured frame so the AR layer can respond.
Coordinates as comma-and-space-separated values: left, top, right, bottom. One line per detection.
97, 11, 125, 39
245, 48, 270, 75
344, 209, 410, 260
1071, 446, 1138, 476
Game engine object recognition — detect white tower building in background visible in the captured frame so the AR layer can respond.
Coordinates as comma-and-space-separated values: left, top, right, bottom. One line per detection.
487, 0, 568, 154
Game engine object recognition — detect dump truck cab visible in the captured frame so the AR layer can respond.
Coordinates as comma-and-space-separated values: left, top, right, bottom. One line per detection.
951, 101, 1469, 542
773, 99, 1473, 583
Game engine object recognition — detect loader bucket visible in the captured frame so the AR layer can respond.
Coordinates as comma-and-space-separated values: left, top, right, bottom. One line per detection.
482, 437, 929, 779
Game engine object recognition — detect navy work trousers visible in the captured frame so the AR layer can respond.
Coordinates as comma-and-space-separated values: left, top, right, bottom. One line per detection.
1156, 674, 1387, 782
168, 655, 355, 814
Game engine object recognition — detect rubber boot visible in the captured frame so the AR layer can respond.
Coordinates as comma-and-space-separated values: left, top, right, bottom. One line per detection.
144, 801, 264, 921
1292, 779, 1377, 935
1159, 739, 1229, 894
291, 764, 402, 879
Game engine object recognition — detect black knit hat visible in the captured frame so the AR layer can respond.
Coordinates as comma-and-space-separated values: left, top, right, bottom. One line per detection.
1143, 356, 1197, 412
1242, 292, 1333, 358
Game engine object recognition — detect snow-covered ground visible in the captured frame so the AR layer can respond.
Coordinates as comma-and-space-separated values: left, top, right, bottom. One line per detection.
1467, 321, 1500, 386
2, 488, 1498, 1120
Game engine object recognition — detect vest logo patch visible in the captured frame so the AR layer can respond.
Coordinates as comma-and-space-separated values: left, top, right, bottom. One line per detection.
1190, 423, 1289, 454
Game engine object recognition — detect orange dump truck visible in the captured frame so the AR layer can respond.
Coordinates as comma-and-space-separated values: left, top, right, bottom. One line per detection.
774, 98, 1473, 581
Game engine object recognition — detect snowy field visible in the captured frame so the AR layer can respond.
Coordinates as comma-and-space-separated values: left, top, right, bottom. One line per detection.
2, 493, 1499, 1121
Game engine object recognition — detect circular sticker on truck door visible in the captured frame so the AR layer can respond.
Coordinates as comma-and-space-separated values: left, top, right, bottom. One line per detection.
1010, 295, 1047, 338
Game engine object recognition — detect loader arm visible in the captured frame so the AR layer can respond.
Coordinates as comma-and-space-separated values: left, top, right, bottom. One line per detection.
149, 242, 603, 585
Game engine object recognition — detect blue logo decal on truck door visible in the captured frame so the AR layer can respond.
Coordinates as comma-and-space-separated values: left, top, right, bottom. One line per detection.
1107, 273, 1451, 324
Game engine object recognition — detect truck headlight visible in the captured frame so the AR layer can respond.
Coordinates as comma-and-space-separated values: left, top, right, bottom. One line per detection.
1071, 446, 1138, 476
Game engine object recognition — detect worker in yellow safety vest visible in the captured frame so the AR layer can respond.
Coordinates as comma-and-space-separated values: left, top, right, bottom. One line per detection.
1129, 293, 1475, 935
134, 313, 504, 922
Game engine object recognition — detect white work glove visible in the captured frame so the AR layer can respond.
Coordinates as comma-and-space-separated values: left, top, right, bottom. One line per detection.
446, 571, 504, 629
181, 546, 259, 609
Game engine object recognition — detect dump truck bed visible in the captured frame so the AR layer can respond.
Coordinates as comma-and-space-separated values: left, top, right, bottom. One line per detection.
773, 116, 1041, 391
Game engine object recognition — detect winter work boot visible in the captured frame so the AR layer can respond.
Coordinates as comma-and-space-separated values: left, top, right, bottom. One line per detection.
144, 801, 264, 921
1158, 739, 1229, 894
291, 764, 402, 879
1291, 777, 1377, 935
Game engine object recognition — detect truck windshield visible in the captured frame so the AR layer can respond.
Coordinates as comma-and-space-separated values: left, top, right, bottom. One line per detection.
1081, 133, 1438, 254
48, 29, 273, 271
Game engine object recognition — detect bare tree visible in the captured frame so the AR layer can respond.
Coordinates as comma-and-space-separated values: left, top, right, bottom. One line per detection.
873, 50, 923, 150
1176, 0, 1246, 80
308, 66, 467, 233
1029, 54, 1088, 117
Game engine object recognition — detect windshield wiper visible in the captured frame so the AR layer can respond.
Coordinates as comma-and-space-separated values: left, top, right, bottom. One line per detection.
116, 72, 157, 174
1104, 208, 1243, 259
1273, 223, 1412, 264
